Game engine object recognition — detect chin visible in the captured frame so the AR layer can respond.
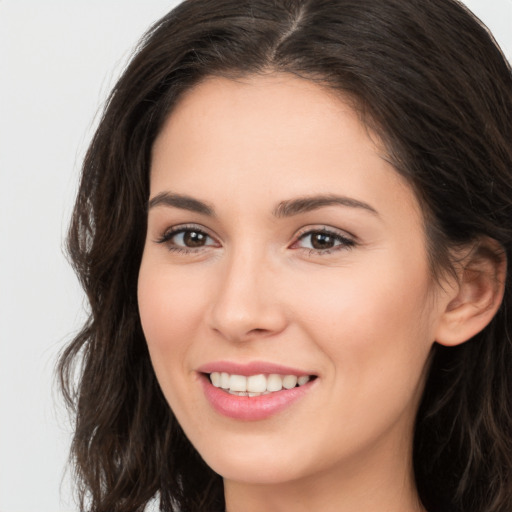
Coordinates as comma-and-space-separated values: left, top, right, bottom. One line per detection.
207, 454, 305, 485
189, 428, 320, 485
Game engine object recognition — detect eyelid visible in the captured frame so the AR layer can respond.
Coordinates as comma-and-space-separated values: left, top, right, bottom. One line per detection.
154, 223, 356, 254
292, 225, 356, 242
290, 225, 357, 252
155, 223, 221, 249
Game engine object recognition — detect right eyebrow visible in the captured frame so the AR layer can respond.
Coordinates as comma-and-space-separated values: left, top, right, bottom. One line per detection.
148, 192, 215, 216
273, 194, 379, 218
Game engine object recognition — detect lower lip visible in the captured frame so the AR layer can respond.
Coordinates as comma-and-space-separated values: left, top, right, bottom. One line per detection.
200, 374, 315, 421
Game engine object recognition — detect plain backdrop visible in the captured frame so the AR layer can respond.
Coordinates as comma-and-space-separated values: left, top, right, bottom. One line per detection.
0, 1, 510, 511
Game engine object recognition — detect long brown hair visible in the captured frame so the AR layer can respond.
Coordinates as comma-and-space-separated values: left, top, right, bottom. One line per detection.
59, 1, 512, 510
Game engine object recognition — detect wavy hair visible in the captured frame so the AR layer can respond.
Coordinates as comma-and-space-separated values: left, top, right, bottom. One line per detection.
59, 0, 512, 510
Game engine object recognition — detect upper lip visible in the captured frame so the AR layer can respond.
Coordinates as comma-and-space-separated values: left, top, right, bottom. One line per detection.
196, 360, 315, 377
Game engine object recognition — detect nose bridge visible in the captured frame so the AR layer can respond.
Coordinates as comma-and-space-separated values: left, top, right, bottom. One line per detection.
208, 243, 286, 341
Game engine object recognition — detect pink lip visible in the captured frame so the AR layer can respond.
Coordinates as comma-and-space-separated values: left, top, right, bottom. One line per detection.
197, 360, 313, 377
196, 361, 317, 421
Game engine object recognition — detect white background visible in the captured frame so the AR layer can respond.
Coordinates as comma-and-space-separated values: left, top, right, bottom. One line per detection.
0, 1, 510, 511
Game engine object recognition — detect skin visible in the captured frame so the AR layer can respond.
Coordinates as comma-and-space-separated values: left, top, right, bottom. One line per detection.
138, 73, 459, 512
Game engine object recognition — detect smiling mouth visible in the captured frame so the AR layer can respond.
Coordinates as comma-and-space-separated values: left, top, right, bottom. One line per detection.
207, 372, 316, 397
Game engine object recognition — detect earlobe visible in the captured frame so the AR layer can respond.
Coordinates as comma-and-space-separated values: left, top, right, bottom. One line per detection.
435, 239, 506, 347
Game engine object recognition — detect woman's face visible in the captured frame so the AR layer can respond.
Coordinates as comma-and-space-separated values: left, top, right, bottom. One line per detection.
138, 74, 450, 487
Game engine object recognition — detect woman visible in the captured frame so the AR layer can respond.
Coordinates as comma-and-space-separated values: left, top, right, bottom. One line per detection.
59, 0, 512, 511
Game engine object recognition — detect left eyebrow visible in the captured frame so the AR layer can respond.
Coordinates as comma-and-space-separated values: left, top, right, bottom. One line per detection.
148, 192, 215, 216
273, 194, 379, 218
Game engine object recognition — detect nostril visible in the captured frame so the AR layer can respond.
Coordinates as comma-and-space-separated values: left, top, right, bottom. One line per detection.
248, 328, 268, 335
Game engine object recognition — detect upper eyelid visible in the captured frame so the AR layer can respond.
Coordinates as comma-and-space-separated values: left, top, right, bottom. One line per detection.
154, 223, 356, 247
156, 223, 220, 245
162, 223, 215, 237
293, 225, 356, 241
289, 226, 358, 254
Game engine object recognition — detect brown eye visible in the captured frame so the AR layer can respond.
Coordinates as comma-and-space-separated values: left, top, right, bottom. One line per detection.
310, 232, 337, 250
157, 226, 218, 252
294, 229, 355, 253
182, 230, 208, 247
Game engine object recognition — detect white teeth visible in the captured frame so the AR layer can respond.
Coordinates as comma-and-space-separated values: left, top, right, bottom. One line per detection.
282, 375, 298, 389
220, 372, 230, 389
210, 372, 221, 387
209, 371, 313, 394
229, 374, 247, 392
267, 374, 283, 392
298, 375, 310, 386
247, 374, 267, 393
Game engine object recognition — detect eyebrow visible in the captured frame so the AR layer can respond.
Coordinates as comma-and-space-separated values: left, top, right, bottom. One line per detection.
148, 192, 215, 216
273, 194, 379, 218
148, 192, 378, 218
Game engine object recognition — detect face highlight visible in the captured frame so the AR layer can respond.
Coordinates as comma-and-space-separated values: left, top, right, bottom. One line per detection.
137, 74, 450, 500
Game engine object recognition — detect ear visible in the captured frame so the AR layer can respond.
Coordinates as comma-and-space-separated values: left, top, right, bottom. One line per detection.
435, 238, 506, 347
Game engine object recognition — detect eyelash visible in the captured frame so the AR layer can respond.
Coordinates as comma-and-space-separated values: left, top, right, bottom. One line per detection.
156, 225, 356, 255
156, 224, 218, 254
293, 228, 356, 255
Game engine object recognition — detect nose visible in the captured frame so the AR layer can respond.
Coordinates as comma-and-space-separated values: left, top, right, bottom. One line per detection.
207, 248, 288, 342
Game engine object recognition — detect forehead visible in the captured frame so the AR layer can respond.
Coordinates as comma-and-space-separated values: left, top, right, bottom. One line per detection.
150, 73, 421, 226
154, 73, 376, 159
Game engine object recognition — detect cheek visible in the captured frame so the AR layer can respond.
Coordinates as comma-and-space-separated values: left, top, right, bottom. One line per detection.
285, 262, 435, 457
292, 251, 435, 396
137, 261, 209, 372
297, 259, 431, 337
137, 258, 217, 426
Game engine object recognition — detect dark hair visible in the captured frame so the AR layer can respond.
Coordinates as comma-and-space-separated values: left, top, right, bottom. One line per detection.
59, 0, 512, 510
